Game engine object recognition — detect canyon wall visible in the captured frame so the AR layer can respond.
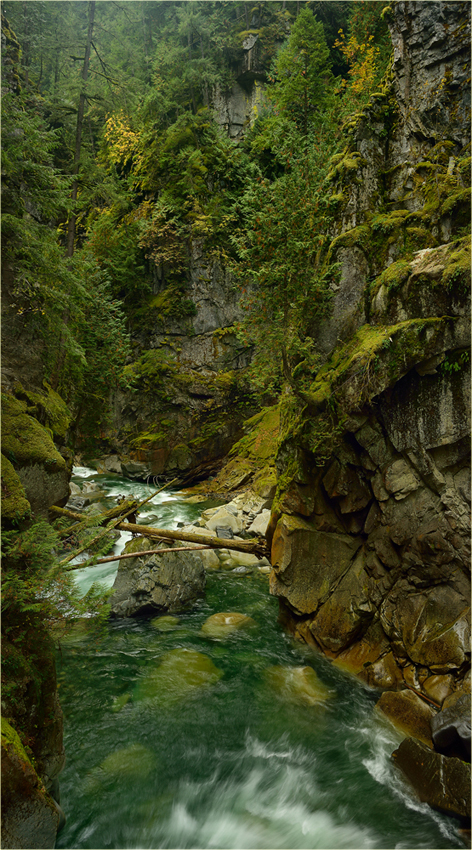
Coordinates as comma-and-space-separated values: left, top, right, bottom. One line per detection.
268, 0, 471, 704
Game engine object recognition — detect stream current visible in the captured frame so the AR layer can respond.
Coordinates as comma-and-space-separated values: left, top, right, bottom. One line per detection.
56, 468, 464, 850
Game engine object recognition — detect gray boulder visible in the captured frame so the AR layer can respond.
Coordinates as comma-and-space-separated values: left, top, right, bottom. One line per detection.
109, 538, 206, 618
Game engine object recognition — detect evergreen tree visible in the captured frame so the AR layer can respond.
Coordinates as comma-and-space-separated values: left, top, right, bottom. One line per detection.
270, 6, 332, 135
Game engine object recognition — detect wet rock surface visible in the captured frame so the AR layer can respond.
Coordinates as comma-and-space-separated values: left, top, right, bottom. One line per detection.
431, 693, 471, 759
392, 737, 471, 822
109, 538, 206, 618
1, 718, 60, 850
267, 0, 471, 706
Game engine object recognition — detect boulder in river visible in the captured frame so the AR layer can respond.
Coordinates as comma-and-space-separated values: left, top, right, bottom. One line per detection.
265, 665, 332, 707
109, 537, 206, 618
84, 743, 156, 792
392, 737, 471, 822
201, 612, 256, 638
134, 648, 223, 706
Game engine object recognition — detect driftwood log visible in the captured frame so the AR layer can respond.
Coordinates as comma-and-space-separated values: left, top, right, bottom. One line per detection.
49, 504, 269, 559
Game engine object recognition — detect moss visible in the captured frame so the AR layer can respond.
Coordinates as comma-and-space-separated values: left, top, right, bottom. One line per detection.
307, 318, 451, 414
13, 381, 71, 440
370, 258, 413, 298
371, 209, 410, 233
327, 193, 345, 207
441, 235, 471, 290
328, 224, 371, 259
1, 393, 66, 472
1, 453, 31, 522
440, 187, 471, 216
130, 430, 167, 449
405, 227, 437, 251
229, 405, 280, 463
2, 716, 30, 761
326, 152, 366, 183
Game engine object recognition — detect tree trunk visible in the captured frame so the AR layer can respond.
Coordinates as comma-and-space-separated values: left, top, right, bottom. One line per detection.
50, 505, 269, 558
66, 0, 95, 258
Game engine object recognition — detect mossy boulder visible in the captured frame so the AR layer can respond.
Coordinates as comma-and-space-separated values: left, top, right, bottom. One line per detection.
200, 612, 257, 638
1, 717, 60, 849
1, 453, 31, 523
133, 648, 223, 706
1, 394, 66, 471
12, 381, 72, 441
1, 392, 70, 517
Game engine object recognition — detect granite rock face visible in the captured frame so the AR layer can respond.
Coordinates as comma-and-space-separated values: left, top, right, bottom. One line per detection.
269, 1, 470, 705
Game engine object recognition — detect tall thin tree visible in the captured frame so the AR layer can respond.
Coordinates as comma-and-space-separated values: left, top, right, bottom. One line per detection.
66, 0, 95, 258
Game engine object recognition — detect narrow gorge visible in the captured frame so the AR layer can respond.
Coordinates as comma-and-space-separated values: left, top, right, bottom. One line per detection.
1, 2, 470, 848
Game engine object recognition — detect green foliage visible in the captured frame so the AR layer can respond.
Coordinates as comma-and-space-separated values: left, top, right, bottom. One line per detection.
269, 7, 332, 135
232, 127, 346, 397
439, 349, 470, 374
1, 520, 111, 712
2, 520, 111, 625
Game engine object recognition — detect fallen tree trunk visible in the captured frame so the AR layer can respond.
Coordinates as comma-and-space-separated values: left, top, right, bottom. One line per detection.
58, 498, 139, 539
64, 545, 215, 570
49, 505, 269, 558
58, 479, 178, 567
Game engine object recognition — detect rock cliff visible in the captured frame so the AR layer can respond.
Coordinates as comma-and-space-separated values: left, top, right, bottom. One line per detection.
268, 0, 470, 709
96, 34, 273, 482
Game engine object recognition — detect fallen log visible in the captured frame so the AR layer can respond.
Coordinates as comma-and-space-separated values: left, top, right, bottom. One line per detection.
49, 504, 269, 558
57, 479, 179, 567
58, 498, 139, 539
64, 545, 214, 570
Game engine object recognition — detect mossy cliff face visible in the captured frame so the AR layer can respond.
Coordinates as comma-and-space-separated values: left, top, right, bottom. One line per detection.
270, 1, 471, 703
1, 384, 71, 845
106, 239, 257, 481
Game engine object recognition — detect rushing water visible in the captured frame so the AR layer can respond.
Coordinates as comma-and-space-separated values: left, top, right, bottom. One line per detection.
56, 469, 464, 850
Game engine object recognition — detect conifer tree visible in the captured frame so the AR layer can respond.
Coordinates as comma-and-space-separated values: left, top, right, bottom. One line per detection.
270, 6, 332, 135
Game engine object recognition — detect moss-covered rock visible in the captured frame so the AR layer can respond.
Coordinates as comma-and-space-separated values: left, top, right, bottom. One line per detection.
1, 716, 60, 849
200, 611, 256, 638
12, 381, 72, 441
1, 393, 66, 472
133, 648, 223, 706
1, 453, 31, 523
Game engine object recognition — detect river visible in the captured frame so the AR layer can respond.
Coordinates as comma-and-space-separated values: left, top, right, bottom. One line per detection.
55, 468, 464, 850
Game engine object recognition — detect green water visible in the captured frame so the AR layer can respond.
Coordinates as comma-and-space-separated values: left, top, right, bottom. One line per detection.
55, 470, 464, 849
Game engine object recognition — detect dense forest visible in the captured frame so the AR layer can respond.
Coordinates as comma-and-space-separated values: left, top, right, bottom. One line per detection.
2, 0, 392, 425
1, 2, 470, 848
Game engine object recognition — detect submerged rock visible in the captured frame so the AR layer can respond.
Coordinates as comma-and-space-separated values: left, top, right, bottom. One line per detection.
265, 665, 332, 707
150, 615, 180, 631
109, 537, 206, 618
85, 744, 156, 792
134, 648, 223, 705
392, 737, 471, 822
201, 612, 257, 638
